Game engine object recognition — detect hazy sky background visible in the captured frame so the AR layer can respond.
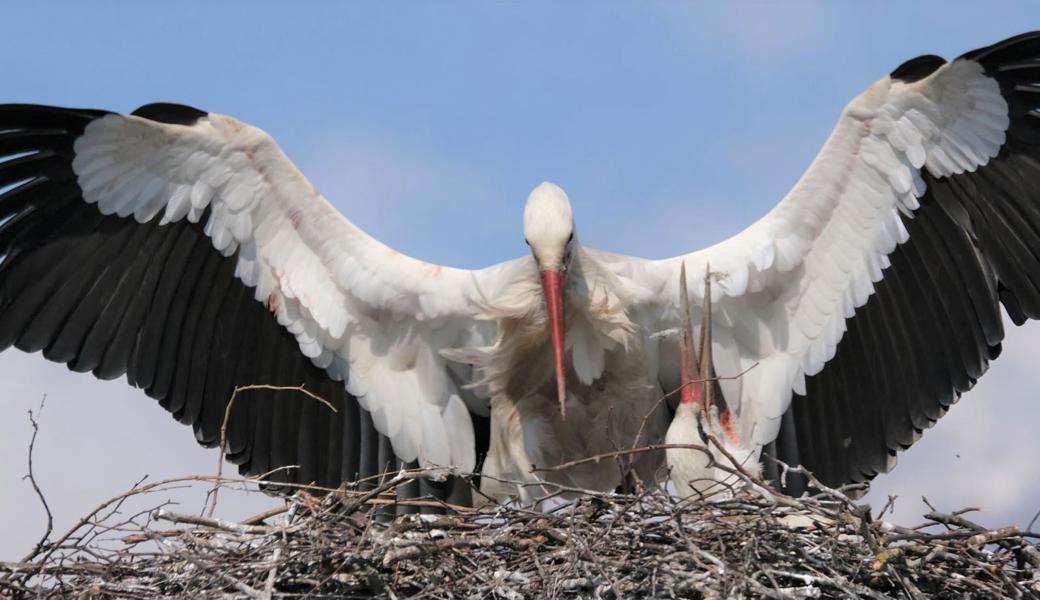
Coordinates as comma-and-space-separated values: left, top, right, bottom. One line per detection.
2, 2, 1040, 557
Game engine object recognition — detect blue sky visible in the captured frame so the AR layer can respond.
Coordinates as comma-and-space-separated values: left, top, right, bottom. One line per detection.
2, 3, 1040, 556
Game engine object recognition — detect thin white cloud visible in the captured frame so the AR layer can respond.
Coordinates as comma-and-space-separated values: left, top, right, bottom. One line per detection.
656, 3, 837, 66
0, 351, 280, 558
865, 316, 1040, 528
290, 126, 516, 269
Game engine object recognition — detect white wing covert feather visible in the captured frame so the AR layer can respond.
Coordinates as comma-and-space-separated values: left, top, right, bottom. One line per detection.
71, 111, 520, 471
624, 58, 1008, 447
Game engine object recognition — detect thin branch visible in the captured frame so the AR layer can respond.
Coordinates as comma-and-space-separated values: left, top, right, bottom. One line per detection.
3, 476, 1038, 598
18, 396, 52, 566
208, 384, 337, 517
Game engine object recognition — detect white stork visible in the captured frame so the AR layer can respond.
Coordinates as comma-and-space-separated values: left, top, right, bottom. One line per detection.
2, 32, 1040, 506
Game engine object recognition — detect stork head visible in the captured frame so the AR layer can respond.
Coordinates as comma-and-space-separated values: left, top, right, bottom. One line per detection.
523, 181, 576, 418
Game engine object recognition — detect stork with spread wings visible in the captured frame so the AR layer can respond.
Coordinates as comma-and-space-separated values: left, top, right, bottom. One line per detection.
2, 32, 1039, 504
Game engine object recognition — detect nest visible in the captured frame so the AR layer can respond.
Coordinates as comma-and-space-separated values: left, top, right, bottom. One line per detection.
11, 261, 1036, 598
1, 465, 1039, 600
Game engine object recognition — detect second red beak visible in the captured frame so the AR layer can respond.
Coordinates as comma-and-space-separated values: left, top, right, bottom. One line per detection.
541, 269, 568, 418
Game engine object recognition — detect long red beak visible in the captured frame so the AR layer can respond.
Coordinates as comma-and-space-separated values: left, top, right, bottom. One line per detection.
541, 269, 568, 418
677, 263, 704, 407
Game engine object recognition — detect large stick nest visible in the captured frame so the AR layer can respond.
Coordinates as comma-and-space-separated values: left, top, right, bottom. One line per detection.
1, 467, 1038, 599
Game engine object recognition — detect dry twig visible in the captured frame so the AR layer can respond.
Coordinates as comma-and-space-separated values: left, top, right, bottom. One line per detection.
207, 384, 337, 517
3, 459, 1038, 599
18, 396, 53, 566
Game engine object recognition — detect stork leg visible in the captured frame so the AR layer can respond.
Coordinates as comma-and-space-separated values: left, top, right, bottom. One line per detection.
396, 459, 421, 516
358, 410, 380, 491
617, 470, 642, 495
375, 435, 396, 522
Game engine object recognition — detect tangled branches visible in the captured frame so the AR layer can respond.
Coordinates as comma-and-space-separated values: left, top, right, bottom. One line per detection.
1, 464, 1038, 599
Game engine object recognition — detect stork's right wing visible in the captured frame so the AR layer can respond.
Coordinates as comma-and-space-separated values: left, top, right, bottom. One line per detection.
0, 103, 524, 492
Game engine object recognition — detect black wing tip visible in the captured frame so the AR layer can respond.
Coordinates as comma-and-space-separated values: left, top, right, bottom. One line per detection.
890, 54, 947, 84
0, 103, 207, 126
890, 31, 1040, 84
131, 103, 208, 126
0, 104, 112, 131
0, 103, 107, 114
959, 30, 1040, 64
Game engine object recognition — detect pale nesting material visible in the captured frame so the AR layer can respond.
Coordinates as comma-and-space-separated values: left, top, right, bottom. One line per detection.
7, 475, 1036, 598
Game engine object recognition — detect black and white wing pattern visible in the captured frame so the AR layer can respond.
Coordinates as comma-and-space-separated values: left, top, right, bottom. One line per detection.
617, 31, 1040, 489
0, 103, 521, 494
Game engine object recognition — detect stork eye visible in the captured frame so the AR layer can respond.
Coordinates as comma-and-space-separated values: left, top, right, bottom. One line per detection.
567, 233, 574, 243
524, 238, 530, 246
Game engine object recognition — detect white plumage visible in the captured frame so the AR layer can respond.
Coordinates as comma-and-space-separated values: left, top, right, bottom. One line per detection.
71, 111, 520, 474
3, 32, 1040, 502
633, 58, 1008, 453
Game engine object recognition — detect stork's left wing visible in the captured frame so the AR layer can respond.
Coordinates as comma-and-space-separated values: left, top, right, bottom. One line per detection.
617, 31, 1040, 489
